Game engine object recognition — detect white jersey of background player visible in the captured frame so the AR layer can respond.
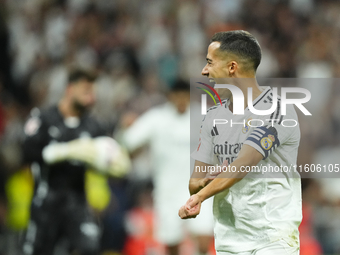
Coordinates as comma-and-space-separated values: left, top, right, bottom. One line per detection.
123, 80, 214, 255
179, 31, 302, 255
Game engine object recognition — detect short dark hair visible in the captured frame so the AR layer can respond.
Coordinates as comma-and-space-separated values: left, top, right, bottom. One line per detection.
170, 79, 190, 92
68, 68, 97, 84
211, 30, 262, 72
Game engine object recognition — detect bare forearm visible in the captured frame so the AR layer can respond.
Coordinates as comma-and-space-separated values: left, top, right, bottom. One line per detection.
189, 178, 209, 195
180, 146, 263, 220
196, 157, 253, 202
189, 160, 214, 195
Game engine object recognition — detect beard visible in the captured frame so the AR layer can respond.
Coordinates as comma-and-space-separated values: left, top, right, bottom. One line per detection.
72, 100, 90, 115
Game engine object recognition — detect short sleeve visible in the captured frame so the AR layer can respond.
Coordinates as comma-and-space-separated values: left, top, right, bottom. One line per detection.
244, 108, 299, 160
191, 115, 215, 165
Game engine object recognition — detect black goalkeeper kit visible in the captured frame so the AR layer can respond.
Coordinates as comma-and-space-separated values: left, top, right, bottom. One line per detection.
22, 106, 105, 255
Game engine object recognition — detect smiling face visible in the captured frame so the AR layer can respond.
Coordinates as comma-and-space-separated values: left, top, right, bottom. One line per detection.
201, 41, 239, 99
201, 42, 230, 80
201, 31, 262, 100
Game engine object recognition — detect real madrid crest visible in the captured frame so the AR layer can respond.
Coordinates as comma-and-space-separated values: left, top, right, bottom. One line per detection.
242, 118, 252, 134
261, 137, 273, 150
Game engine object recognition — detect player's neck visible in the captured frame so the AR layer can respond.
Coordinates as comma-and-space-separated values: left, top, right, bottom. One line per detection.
228, 79, 262, 111
58, 99, 81, 118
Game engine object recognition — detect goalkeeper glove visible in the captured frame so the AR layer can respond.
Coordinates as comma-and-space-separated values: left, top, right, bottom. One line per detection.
42, 137, 131, 178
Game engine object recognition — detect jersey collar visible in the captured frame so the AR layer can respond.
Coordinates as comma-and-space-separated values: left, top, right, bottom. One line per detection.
245, 86, 271, 111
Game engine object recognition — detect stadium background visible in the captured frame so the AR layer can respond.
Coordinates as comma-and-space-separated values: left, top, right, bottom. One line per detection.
0, 0, 339, 254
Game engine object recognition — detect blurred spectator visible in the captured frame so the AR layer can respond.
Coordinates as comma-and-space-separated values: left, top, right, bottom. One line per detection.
121, 80, 214, 255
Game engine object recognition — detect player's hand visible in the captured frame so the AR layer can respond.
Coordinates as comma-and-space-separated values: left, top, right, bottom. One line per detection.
42, 137, 130, 177
42, 138, 97, 165
178, 194, 202, 219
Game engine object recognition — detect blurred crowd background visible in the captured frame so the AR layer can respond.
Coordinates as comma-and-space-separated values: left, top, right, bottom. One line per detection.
0, 0, 340, 254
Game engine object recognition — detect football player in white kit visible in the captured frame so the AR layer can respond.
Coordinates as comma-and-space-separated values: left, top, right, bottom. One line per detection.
122, 80, 214, 255
179, 31, 302, 255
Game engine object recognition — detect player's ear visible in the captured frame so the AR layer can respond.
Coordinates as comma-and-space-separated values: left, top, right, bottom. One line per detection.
227, 61, 238, 76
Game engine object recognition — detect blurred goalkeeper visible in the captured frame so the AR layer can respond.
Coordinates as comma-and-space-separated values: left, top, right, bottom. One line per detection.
21, 69, 130, 255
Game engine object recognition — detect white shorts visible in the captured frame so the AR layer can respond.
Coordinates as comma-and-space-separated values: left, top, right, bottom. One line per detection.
154, 196, 214, 246
216, 239, 299, 255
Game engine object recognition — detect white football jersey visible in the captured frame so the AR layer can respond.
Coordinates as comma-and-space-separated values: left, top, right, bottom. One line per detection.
123, 103, 192, 200
191, 86, 302, 253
